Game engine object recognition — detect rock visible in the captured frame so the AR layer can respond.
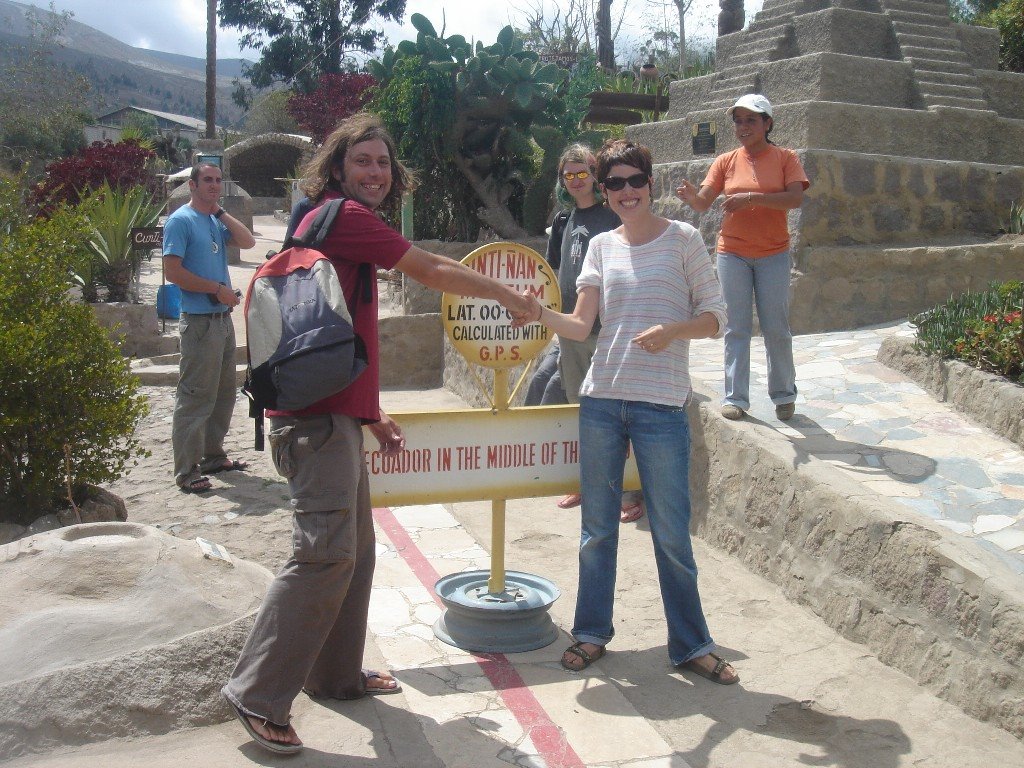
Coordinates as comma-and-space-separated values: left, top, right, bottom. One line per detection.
56, 485, 129, 527
24, 514, 60, 537
0, 522, 273, 760
0, 523, 25, 546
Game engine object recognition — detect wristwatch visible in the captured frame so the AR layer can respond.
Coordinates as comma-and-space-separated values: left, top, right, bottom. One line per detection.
214, 208, 226, 219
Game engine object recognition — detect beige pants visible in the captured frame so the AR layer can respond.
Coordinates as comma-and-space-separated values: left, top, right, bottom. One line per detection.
222, 414, 375, 726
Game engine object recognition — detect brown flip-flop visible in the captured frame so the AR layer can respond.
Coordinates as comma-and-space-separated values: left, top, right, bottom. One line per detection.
557, 493, 582, 509
620, 502, 644, 523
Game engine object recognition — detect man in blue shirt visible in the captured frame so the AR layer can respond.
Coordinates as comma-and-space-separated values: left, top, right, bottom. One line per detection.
163, 162, 256, 493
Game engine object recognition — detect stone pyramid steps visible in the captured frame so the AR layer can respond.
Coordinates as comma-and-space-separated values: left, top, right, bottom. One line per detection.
884, 0, 951, 13
885, 8, 950, 25
891, 19, 957, 39
905, 56, 976, 75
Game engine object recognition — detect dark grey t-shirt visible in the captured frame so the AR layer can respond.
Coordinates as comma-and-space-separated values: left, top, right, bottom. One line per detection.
546, 203, 620, 316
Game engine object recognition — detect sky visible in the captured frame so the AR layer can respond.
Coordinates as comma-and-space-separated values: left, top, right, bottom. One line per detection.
37, 0, 755, 62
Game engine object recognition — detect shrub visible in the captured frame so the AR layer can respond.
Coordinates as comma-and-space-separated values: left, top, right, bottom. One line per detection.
30, 139, 156, 213
0, 176, 149, 525
978, 0, 1024, 73
912, 281, 1024, 383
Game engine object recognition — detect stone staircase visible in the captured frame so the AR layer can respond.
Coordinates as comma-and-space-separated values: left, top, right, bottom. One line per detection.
696, 2, 798, 115
880, 0, 994, 111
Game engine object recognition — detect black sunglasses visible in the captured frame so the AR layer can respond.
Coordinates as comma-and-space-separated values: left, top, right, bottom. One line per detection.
601, 173, 649, 191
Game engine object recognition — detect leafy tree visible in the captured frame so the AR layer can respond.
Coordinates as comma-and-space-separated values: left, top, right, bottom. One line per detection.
0, 176, 148, 524
286, 73, 377, 143
977, 0, 1024, 72
120, 111, 160, 139
0, 3, 91, 176
514, 0, 596, 56
243, 89, 302, 136
368, 15, 569, 240
950, 0, 1002, 22
220, 0, 407, 100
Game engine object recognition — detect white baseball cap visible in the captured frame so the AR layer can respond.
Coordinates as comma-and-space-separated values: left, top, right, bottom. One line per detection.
727, 94, 773, 118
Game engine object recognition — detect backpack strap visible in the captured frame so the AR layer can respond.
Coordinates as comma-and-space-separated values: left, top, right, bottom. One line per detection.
290, 196, 346, 249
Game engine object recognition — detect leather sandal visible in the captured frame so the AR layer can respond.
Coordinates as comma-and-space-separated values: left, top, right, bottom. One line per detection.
560, 641, 605, 671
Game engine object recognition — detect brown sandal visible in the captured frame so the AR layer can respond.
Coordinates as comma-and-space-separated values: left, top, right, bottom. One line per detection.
679, 652, 739, 685
560, 641, 605, 671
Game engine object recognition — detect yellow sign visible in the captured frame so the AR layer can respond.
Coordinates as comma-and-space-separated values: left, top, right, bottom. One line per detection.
442, 242, 560, 369
365, 406, 640, 507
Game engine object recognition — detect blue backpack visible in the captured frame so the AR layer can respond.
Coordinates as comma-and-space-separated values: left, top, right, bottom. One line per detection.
242, 198, 372, 449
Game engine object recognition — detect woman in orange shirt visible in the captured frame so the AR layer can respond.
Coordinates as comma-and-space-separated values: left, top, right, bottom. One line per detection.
676, 94, 809, 421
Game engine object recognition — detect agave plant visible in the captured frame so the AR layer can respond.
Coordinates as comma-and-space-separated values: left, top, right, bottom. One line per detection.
80, 181, 162, 302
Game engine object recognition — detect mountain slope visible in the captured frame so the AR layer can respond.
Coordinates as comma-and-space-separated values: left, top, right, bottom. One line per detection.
0, 0, 254, 126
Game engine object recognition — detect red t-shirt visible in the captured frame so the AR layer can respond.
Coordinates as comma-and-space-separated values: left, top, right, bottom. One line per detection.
267, 193, 410, 422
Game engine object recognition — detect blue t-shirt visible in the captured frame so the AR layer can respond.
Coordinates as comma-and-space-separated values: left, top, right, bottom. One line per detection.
162, 204, 232, 314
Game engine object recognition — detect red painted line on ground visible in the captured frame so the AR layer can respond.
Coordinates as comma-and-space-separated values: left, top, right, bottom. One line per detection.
373, 506, 585, 768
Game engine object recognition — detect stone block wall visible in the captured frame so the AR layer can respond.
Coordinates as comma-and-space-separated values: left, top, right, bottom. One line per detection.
795, 151, 1024, 247
790, 9, 899, 60
89, 302, 178, 358
687, 397, 1024, 739
635, 101, 1024, 167
788, 239, 1024, 332
653, 151, 1024, 253
379, 314, 444, 389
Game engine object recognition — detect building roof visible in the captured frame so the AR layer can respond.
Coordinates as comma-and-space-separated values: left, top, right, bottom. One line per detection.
95, 106, 206, 132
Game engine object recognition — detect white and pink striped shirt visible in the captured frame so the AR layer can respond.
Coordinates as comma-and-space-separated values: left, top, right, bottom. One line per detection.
576, 220, 727, 408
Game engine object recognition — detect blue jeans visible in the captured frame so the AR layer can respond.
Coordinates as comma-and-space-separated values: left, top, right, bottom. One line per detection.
573, 396, 715, 665
524, 345, 567, 406
717, 250, 797, 411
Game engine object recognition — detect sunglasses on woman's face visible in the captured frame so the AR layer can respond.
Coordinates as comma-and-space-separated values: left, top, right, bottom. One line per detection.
601, 173, 649, 191
562, 170, 591, 181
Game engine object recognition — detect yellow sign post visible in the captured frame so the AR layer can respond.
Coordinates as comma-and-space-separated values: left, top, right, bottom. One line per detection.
441, 242, 559, 595
363, 241, 638, 651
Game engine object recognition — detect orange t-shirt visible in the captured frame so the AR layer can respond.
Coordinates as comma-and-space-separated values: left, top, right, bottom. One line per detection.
702, 145, 809, 257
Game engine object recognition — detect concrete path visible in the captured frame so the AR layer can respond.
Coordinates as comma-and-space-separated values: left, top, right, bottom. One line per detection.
15, 216, 1020, 766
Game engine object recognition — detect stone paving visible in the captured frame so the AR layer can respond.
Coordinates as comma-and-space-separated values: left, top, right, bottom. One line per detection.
10, 220, 1022, 765
688, 325, 1024, 573
137, 214, 1024, 573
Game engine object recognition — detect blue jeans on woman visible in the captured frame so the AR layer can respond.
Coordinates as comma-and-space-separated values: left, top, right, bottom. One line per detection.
573, 396, 715, 665
717, 250, 797, 411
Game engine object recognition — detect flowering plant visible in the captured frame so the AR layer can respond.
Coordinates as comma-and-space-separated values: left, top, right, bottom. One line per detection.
913, 281, 1024, 384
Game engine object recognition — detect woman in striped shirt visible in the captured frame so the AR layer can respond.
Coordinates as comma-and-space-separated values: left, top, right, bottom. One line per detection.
515, 139, 739, 684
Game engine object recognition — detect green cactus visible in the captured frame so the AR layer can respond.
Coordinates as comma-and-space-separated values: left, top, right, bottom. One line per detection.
369, 14, 570, 240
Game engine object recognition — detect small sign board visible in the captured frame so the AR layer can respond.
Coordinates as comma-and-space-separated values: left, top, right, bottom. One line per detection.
130, 226, 163, 249
365, 406, 640, 506
539, 51, 577, 68
692, 121, 717, 156
442, 242, 560, 369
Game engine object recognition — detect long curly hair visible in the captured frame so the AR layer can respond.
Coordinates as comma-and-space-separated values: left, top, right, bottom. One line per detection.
299, 112, 416, 215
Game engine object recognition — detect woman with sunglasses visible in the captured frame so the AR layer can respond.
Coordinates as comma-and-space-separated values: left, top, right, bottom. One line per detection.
526, 144, 644, 522
515, 139, 737, 683
675, 94, 809, 422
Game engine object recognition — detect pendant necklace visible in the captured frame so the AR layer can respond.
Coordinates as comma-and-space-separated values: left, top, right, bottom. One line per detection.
209, 216, 220, 254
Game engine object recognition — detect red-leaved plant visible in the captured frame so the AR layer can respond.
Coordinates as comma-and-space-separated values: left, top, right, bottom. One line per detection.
31, 140, 156, 214
287, 73, 378, 144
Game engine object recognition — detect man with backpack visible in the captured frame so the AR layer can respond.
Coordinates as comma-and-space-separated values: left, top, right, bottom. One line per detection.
221, 113, 534, 755
163, 161, 256, 494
